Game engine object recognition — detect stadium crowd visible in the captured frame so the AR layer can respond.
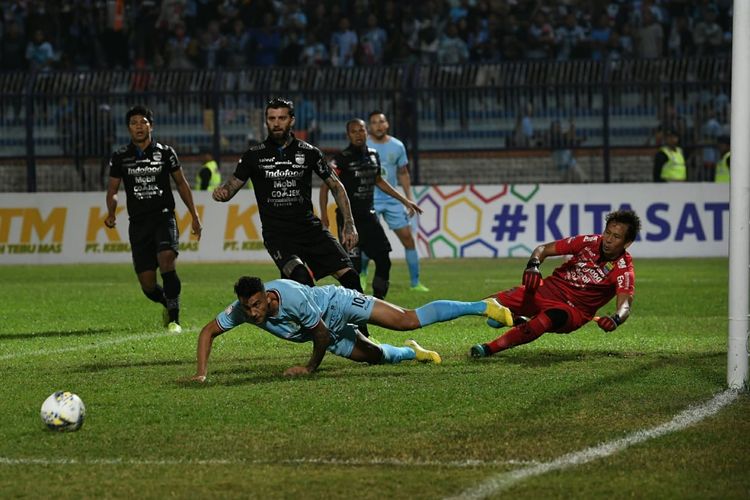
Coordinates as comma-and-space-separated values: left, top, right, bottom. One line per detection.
0, 0, 733, 72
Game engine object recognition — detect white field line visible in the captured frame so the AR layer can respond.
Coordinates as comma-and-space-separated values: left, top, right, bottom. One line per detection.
447, 388, 740, 500
0, 456, 539, 468
0, 330, 187, 362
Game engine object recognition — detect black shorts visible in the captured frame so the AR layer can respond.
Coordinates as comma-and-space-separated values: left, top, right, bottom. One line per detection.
128, 211, 179, 273
263, 223, 352, 280
337, 209, 391, 257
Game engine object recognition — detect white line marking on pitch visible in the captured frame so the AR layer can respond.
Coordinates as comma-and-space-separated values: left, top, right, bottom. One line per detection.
0, 456, 539, 468
0, 330, 186, 362
447, 389, 740, 500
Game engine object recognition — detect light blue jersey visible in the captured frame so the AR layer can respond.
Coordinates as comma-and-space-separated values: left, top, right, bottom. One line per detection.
215, 279, 375, 357
367, 136, 408, 206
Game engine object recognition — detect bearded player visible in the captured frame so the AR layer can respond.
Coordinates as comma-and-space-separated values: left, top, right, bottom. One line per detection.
470, 209, 641, 358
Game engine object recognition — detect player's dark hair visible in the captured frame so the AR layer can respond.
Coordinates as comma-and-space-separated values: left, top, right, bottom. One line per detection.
368, 110, 385, 121
605, 209, 641, 242
125, 105, 153, 125
266, 97, 294, 117
346, 118, 365, 132
234, 276, 265, 298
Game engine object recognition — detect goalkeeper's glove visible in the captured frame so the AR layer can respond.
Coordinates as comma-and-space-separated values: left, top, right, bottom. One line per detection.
522, 257, 542, 291
596, 314, 622, 332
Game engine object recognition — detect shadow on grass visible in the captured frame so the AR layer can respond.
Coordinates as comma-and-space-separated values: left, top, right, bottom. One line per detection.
0, 328, 114, 340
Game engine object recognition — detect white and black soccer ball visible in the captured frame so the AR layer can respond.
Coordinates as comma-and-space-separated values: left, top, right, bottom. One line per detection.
40, 391, 86, 432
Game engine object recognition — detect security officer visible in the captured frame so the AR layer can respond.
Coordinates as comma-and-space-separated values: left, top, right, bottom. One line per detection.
195, 151, 221, 190
714, 135, 730, 183
653, 128, 686, 182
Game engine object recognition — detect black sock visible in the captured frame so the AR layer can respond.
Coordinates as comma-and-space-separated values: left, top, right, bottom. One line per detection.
143, 285, 166, 306
161, 271, 181, 323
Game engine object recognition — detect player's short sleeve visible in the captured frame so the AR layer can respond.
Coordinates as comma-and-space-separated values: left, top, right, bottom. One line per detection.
313, 147, 332, 181
215, 300, 247, 331
613, 258, 635, 296
108, 152, 123, 178
395, 141, 409, 169
166, 145, 181, 172
233, 151, 253, 182
554, 234, 595, 254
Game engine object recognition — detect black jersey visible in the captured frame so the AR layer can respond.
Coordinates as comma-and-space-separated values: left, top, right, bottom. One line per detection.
109, 141, 180, 220
331, 144, 381, 214
234, 134, 332, 230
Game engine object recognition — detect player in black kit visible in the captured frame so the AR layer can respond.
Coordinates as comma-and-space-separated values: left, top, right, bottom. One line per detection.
212, 97, 365, 295
319, 118, 421, 299
105, 105, 202, 334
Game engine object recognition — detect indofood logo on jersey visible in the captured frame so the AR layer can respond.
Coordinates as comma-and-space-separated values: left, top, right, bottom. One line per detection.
295, 152, 305, 165
265, 169, 304, 179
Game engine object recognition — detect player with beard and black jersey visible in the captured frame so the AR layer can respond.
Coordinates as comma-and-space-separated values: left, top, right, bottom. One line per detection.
212, 98, 372, 331
105, 105, 202, 334
319, 118, 421, 299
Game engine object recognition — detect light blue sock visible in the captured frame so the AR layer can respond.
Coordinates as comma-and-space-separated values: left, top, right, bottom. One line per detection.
415, 300, 486, 327
405, 248, 419, 286
379, 344, 417, 364
360, 251, 370, 276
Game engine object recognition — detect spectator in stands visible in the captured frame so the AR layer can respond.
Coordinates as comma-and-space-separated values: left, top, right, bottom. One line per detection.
25, 28, 56, 72
359, 13, 387, 65
589, 12, 612, 61
549, 119, 587, 183
225, 18, 251, 69
197, 19, 227, 68
653, 129, 686, 182
437, 23, 469, 65
1, 20, 26, 71
164, 22, 197, 70
698, 105, 724, 182
525, 10, 555, 60
279, 28, 305, 66
554, 12, 588, 60
634, 9, 663, 59
330, 16, 358, 67
300, 31, 329, 66
693, 5, 725, 57
668, 14, 695, 58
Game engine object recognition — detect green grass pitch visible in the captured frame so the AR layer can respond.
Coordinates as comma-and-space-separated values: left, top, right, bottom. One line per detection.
0, 258, 748, 498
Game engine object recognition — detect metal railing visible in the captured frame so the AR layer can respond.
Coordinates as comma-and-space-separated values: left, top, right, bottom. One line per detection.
0, 58, 731, 191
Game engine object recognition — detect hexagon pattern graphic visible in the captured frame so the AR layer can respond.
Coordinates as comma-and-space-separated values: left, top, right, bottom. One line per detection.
413, 184, 540, 258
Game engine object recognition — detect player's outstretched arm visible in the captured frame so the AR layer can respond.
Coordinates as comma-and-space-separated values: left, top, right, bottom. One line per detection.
523, 242, 559, 289
595, 292, 632, 332
283, 320, 331, 377
192, 320, 225, 382
212, 175, 246, 202
374, 176, 422, 217
324, 175, 358, 250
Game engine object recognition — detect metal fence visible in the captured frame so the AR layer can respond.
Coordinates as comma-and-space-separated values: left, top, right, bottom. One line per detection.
0, 58, 731, 191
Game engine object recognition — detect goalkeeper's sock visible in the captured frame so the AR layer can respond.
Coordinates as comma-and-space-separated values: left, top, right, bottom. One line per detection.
415, 300, 486, 327
379, 343, 416, 364
485, 313, 551, 354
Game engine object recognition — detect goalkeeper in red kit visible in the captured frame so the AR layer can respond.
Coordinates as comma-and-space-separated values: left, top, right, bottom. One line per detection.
470, 209, 641, 358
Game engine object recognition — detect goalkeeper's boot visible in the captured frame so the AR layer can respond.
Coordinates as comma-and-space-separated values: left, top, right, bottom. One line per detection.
167, 321, 183, 334
405, 339, 442, 364
359, 273, 368, 291
482, 298, 513, 327
469, 343, 491, 358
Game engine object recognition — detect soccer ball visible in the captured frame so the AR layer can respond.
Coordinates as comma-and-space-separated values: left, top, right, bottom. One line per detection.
40, 391, 86, 432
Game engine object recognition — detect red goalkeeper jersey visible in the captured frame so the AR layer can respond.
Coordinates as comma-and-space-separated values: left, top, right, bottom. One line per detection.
542, 234, 635, 317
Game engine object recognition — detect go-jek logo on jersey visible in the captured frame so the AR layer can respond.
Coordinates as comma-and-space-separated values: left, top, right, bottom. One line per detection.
265, 169, 304, 179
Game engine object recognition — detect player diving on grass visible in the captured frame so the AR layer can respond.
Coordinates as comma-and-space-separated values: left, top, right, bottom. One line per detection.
470, 209, 641, 358
190, 276, 514, 380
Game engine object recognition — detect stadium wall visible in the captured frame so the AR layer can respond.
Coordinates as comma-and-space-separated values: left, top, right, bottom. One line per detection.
0, 184, 727, 264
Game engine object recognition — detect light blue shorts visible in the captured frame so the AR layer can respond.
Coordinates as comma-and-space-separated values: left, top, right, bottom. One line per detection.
323, 288, 376, 358
375, 198, 410, 231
